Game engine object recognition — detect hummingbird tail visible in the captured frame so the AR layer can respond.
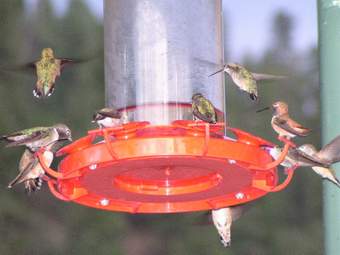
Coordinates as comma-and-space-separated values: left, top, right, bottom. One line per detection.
250, 93, 258, 101
33, 88, 42, 98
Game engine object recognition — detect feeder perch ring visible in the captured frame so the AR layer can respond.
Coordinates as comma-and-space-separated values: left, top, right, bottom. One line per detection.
40, 121, 295, 213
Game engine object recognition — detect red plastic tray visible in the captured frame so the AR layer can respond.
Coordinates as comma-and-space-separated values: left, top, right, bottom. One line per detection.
39, 121, 295, 213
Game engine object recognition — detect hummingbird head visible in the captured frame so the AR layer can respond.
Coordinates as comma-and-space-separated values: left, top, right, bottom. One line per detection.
272, 101, 288, 116
192, 93, 203, 100
92, 108, 122, 122
54, 124, 72, 142
225, 63, 241, 74
208, 63, 236, 77
92, 113, 100, 122
41, 48, 54, 58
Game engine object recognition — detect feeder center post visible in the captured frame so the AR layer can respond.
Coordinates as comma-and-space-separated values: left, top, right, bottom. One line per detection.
104, 0, 225, 125
318, 0, 340, 254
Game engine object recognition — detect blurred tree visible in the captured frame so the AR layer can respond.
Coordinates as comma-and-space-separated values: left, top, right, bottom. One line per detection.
272, 12, 293, 54
24, 0, 59, 55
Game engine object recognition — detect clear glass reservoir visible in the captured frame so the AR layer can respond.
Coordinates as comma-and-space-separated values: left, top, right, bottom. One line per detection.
105, 0, 225, 124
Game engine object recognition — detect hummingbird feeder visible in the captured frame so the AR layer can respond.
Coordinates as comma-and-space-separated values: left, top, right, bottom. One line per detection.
38, 0, 297, 213
38, 103, 296, 213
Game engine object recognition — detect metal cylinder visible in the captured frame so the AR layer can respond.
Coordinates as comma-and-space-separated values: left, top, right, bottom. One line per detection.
318, 0, 340, 254
104, 0, 224, 124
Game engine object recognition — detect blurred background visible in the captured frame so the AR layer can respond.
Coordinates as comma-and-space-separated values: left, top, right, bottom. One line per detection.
0, 0, 321, 254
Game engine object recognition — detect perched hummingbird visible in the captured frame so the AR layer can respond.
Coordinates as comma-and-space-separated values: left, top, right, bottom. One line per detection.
8, 149, 49, 193
92, 108, 125, 128
8, 142, 63, 194
211, 205, 249, 248
192, 93, 217, 124
208, 63, 286, 101
262, 136, 340, 187
258, 101, 311, 139
1, 124, 72, 152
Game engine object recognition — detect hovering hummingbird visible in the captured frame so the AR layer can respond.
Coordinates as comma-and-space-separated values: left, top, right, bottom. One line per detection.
262, 135, 340, 187
212, 205, 249, 248
1, 124, 72, 152
257, 101, 311, 139
32, 48, 79, 98
92, 108, 126, 128
192, 93, 217, 124
1, 48, 89, 98
208, 63, 286, 101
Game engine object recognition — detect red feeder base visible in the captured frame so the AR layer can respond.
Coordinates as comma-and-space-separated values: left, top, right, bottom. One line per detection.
41, 120, 295, 213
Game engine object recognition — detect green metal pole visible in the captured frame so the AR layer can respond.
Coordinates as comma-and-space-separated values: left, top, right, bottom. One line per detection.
318, 0, 340, 254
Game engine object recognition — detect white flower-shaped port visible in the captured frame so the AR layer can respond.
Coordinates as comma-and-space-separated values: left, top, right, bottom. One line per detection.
89, 164, 97, 170
235, 192, 245, 200
100, 198, 109, 206
228, 159, 236, 164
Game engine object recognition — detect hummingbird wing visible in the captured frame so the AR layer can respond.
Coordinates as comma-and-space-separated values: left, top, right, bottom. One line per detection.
316, 135, 340, 164
273, 117, 311, 137
59, 56, 97, 71
1, 127, 50, 147
230, 204, 251, 221
251, 73, 287, 81
311, 166, 340, 188
193, 204, 253, 226
59, 58, 76, 70
0, 62, 36, 76
192, 96, 217, 124
8, 161, 36, 188
290, 147, 326, 167
8, 149, 36, 188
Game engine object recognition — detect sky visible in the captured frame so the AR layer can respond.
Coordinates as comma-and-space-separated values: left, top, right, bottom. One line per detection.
27, 0, 317, 61
223, 0, 318, 60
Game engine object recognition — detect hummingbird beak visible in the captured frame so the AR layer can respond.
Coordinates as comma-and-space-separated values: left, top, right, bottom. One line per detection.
208, 68, 225, 77
256, 106, 270, 113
